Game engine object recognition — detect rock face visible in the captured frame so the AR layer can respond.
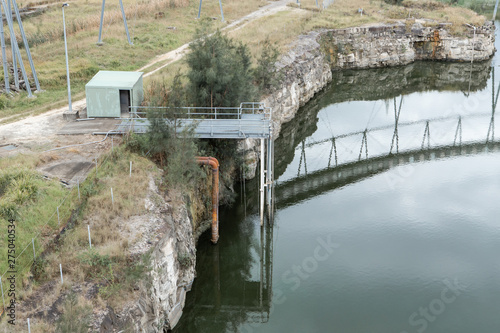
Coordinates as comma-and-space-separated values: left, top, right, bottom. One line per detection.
114, 180, 196, 332
320, 21, 495, 69
244, 21, 495, 179
262, 31, 333, 137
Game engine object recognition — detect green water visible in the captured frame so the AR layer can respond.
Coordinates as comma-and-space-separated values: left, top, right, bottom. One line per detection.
173, 36, 500, 333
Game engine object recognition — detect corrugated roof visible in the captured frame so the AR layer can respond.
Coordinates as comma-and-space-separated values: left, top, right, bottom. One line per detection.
86, 71, 143, 89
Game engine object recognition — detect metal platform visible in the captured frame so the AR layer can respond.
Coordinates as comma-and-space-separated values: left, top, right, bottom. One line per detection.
112, 103, 272, 139
110, 103, 275, 225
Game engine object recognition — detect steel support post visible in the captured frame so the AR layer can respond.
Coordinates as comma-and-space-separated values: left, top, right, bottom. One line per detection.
0, 4, 10, 93
97, 0, 105, 44
119, 0, 133, 45
270, 135, 275, 224
197, 0, 202, 19
7, 0, 18, 89
62, 4, 71, 112
1, 0, 31, 97
218, 0, 224, 22
12, 0, 40, 91
260, 138, 265, 226
266, 137, 273, 222
494, 0, 499, 21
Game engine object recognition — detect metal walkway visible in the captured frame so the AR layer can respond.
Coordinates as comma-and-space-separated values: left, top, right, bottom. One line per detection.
111, 102, 275, 225
114, 103, 272, 139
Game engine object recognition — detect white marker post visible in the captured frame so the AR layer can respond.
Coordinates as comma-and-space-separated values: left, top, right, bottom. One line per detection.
0, 276, 5, 310
111, 187, 114, 205
27, 318, 31, 333
88, 225, 92, 248
59, 264, 63, 284
129, 161, 132, 177
32, 238, 36, 260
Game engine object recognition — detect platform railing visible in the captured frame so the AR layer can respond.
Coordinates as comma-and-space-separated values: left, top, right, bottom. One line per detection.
126, 102, 271, 121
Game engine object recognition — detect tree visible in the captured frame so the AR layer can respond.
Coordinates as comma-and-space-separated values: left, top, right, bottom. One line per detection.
186, 29, 257, 108
254, 38, 281, 95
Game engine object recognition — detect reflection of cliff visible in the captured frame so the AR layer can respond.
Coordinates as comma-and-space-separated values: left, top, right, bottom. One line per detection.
328, 60, 492, 103
274, 61, 492, 180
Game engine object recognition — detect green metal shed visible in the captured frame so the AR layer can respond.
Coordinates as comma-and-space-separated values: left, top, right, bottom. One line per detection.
85, 71, 144, 118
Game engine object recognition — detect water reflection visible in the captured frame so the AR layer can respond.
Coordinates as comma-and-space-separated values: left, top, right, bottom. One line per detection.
174, 57, 500, 332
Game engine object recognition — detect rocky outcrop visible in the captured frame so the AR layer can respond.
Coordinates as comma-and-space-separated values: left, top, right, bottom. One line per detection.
261, 31, 333, 137
320, 21, 495, 69
102, 178, 196, 332
243, 21, 495, 179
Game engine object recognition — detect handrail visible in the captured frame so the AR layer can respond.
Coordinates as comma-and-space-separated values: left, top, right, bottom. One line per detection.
127, 102, 272, 121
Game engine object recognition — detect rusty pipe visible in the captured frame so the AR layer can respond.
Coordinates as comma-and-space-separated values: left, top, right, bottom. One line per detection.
196, 156, 220, 244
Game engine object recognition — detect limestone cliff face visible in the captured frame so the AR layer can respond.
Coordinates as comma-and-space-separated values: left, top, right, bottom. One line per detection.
320, 21, 495, 69
244, 22, 495, 179
100, 179, 196, 332
261, 31, 333, 138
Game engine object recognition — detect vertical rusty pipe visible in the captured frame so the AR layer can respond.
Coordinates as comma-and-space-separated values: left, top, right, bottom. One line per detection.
196, 157, 220, 243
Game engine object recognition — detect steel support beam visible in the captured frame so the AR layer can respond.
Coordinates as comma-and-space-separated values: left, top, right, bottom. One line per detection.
1, 0, 31, 97
0, 4, 10, 93
7, 0, 18, 89
118, 0, 133, 45
197, 0, 225, 21
260, 138, 265, 226
11, 0, 40, 91
97, 0, 105, 44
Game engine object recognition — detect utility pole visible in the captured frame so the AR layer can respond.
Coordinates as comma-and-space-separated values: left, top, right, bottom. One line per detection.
494, 0, 500, 21
62, 3, 72, 112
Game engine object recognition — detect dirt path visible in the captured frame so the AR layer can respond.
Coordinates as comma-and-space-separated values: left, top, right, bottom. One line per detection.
0, 0, 294, 147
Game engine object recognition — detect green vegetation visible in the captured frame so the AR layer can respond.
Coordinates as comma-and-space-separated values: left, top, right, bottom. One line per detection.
0, 0, 486, 123
55, 292, 93, 333
0, 0, 266, 121
186, 24, 257, 108
254, 38, 282, 95
0, 155, 74, 281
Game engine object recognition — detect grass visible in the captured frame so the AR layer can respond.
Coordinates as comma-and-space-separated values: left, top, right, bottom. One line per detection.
0, 143, 160, 327
33, 144, 159, 311
0, 0, 487, 122
148, 0, 486, 86
0, 153, 75, 289
0, 0, 265, 121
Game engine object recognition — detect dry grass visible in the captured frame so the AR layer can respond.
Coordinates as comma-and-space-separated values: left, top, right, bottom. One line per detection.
301, 0, 485, 33
150, 0, 486, 86
0, 0, 486, 121
0, 0, 265, 120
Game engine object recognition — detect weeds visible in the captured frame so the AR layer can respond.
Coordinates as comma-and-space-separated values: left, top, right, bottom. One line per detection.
55, 292, 93, 333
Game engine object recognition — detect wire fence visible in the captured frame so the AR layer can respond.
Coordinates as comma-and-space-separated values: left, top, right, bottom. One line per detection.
0, 139, 116, 319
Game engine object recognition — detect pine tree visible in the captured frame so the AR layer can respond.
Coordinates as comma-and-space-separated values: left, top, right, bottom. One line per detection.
186, 29, 256, 108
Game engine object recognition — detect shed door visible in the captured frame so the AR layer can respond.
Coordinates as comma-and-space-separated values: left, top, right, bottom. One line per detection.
120, 90, 131, 114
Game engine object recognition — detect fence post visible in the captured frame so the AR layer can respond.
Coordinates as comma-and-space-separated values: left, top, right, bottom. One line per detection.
0, 276, 5, 310
88, 225, 92, 248
59, 264, 63, 284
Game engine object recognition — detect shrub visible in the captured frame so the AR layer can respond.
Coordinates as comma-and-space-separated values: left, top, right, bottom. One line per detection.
55, 292, 93, 333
